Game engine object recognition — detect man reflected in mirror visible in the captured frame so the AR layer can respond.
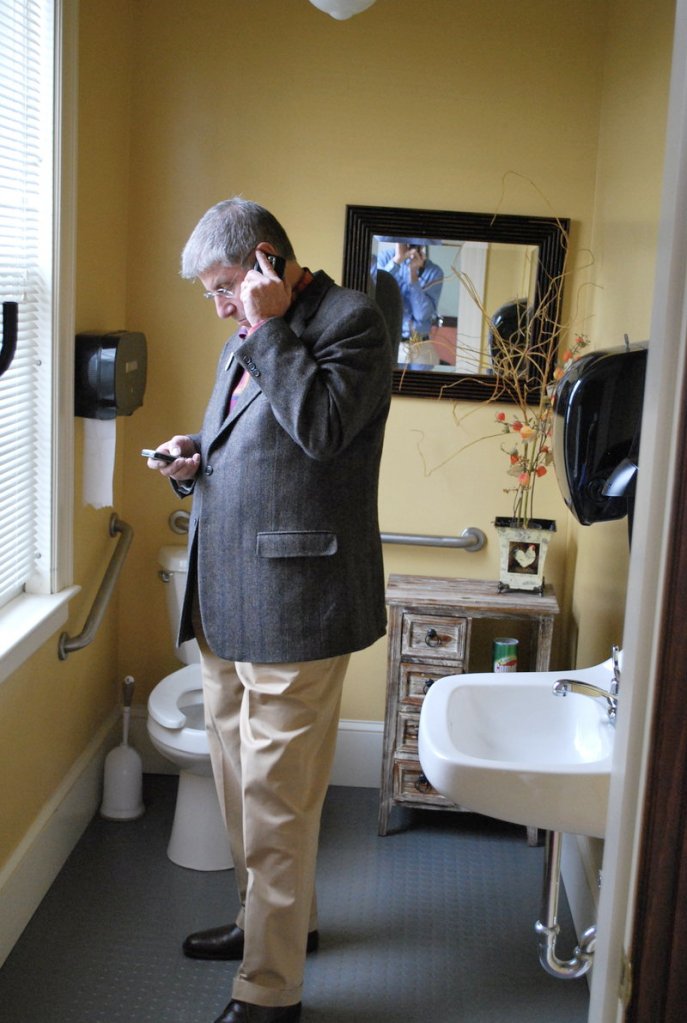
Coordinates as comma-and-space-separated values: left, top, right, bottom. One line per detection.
376, 241, 443, 367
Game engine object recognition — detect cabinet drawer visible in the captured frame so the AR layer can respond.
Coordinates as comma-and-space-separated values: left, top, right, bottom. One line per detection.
399, 663, 460, 707
401, 613, 468, 660
397, 709, 420, 752
393, 756, 454, 807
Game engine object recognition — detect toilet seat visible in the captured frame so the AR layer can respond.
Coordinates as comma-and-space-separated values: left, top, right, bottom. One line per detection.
147, 664, 208, 757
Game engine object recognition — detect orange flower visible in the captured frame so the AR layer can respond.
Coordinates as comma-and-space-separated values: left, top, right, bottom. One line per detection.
485, 333, 591, 523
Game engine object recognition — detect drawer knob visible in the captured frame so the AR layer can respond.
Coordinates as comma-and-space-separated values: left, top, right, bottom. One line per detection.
415, 772, 433, 794
422, 678, 435, 694
424, 627, 441, 647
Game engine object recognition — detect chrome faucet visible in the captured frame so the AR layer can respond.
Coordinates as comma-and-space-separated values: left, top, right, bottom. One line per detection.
552, 646, 621, 724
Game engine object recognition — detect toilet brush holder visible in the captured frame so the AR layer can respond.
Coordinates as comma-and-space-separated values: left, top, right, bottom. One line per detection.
101, 676, 145, 820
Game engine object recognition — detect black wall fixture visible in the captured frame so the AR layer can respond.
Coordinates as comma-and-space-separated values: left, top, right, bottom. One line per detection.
0, 301, 18, 378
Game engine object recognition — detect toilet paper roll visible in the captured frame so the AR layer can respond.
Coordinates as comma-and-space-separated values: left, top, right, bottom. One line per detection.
83, 417, 116, 508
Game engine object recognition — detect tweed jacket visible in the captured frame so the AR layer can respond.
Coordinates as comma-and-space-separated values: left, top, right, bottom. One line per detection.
177, 270, 393, 663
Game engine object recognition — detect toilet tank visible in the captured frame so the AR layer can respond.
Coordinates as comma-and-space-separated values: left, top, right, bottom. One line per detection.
158, 545, 200, 665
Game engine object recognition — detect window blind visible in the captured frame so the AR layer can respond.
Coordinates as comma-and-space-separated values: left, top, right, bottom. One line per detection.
0, 0, 54, 608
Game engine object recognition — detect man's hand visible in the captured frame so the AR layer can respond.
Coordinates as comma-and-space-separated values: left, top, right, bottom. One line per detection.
146, 435, 200, 481
240, 249, 291, 327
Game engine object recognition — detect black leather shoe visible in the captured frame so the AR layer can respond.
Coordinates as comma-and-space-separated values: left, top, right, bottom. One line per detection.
213, 999, 302, 1023
183, 923, 319, 961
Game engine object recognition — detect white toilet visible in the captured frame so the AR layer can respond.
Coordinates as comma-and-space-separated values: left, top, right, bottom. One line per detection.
147, 545, 233, 872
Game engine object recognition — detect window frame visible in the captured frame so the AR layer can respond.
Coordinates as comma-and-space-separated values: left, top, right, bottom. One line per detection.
0, 0, 78, 685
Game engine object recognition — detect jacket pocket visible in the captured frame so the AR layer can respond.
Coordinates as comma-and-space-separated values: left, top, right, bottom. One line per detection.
256, 531, 338, 559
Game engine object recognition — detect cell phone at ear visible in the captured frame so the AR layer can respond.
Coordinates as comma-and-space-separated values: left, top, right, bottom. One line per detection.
255, 254, 286, 279
141, 448, 176, 464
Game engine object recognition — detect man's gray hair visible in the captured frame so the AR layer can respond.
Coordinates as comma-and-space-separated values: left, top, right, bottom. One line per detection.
180, 198, 296, 279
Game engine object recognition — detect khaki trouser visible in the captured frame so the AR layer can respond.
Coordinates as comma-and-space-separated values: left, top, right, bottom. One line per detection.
197, 632, 349, 1007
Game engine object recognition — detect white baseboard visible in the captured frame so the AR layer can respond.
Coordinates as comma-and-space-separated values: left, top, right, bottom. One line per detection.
331, 719, 383, 788
561, 833, 601, 925
0, 711, 383, 967
0, 708, 118, 968
129, 709, 384, 788
561, 832, 603, 988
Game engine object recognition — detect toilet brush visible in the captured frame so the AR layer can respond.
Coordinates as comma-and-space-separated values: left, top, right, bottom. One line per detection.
100, 675, 145, 820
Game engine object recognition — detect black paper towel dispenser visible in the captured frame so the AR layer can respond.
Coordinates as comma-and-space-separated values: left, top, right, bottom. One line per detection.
75, 331, 147, 419
552, 341, 648, 526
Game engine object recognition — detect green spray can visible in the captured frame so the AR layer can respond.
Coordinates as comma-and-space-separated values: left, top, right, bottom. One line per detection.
493, 637, 518, 672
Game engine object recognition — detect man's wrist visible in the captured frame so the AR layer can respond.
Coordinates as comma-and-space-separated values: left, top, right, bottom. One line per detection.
247, 317, 274, 335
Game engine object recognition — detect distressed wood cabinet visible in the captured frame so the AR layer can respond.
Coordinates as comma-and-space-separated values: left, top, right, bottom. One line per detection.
379, 574, 560, 836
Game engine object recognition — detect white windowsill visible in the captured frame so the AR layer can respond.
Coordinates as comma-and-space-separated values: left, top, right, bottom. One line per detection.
0, 587, 81, 686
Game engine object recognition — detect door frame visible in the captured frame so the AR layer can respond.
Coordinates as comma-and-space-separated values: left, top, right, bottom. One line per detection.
589, 2, 687, 1018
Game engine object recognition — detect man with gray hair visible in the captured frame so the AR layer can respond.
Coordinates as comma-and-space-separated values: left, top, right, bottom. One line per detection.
147, 198, 393, 1023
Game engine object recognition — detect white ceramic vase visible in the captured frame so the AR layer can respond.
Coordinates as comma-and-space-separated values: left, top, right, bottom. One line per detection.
494, 517, 556, 594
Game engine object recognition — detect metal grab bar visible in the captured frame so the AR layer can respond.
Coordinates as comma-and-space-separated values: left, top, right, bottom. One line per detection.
58, 514, 133, 660
168, 511, 486, 552
167, 510, 486, 553
381, 528, 486, 552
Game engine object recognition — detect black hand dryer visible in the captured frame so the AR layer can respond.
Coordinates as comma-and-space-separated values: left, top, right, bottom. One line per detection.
552, 342, 648, 527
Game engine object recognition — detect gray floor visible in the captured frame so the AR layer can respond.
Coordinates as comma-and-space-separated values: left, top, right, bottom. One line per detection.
0, 777, 589, 1022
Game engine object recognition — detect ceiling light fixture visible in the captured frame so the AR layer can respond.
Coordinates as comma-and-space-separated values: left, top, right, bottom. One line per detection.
308, 0, 377, 20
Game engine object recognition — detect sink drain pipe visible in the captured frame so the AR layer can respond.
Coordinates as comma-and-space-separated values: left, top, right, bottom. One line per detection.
535, 830, 596, 978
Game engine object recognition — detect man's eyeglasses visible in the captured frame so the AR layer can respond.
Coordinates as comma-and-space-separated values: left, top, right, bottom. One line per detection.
203, 285, 237, 301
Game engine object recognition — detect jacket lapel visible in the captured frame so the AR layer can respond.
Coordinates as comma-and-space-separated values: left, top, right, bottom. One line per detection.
204, 339, 243, 439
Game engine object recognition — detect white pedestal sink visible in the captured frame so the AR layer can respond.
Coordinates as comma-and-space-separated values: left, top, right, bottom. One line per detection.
418, 657, 616, 838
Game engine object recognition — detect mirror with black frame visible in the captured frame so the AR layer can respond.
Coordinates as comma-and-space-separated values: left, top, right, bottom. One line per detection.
342, 205, 570, 402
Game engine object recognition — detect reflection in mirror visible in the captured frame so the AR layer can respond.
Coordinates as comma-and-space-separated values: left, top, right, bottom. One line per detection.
343, 205, 570, 402
371, 236, 539, 374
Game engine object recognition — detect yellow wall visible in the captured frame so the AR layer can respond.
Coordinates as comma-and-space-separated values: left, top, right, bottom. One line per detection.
0, 0, 674, 870
570, 0, 674, 665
